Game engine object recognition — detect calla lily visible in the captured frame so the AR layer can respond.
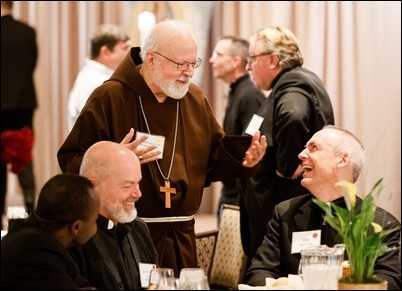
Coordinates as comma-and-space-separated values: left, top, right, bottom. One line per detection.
335, 180, 356, 211
314, 178, 401, 284
371, 222, 383, 233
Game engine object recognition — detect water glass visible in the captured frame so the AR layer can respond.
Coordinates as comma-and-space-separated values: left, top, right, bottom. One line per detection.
300, 244, 344, 290
179, 275, 210, 290
149, 268, 175, 290
157, 277, 180, 290
179, 268, 209, 290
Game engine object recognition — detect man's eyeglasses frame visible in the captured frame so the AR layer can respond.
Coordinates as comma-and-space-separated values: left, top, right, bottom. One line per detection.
153, 51, 202, 71
247, 52, 271, 64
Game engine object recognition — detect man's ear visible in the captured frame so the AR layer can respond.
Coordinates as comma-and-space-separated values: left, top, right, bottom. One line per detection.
336, 152, 349, 168
232, 55, 242, 67
99, 45, 111, 57
69, 220, 81, 236
269, 54, 280, 69
86, 177, 98, 187
146, 51, 156, 67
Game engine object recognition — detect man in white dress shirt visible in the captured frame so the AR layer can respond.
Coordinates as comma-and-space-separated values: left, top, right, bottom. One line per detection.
67, 24, 131, 131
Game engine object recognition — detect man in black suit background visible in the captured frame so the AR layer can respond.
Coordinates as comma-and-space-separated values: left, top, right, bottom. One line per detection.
1, 1, 38, 228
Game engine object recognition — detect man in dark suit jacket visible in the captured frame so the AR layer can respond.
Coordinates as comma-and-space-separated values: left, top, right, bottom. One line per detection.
1, 1, 38, 227
209, 35, 265, 220
1, 174, 100, 290
238, 26, 335, 271
245, 126, 401, 290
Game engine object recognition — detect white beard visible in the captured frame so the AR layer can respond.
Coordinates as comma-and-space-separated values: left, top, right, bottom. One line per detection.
105, 203, 138, 224
118, 207, 138, 224
153, 63, 191, 99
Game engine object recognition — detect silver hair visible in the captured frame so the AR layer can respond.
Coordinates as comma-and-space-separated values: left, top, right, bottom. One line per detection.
140, 19, 195, 61
251, 26, 303, 69
324, 125, 365, 182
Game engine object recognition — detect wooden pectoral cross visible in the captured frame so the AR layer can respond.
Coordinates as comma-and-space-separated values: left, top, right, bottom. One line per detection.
160, 180, 176, 208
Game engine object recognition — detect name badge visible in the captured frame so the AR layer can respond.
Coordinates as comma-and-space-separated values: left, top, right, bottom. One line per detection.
139, 263, 157, 288
136, 131, 165, 159
245, 114, 264, 136
291, 230, 321, 254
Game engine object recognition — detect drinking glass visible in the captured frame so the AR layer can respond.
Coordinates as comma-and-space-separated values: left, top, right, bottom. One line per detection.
300, 245, 344, 290
149, 268, 175, 290
157, 277, 180, 290
178, 268, 210, 290
178, 268, 205, 287
179, 275, 210, 290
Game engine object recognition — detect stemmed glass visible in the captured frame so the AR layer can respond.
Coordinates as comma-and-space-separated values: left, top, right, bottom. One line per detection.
157, 277, 180, 290
148, 267, 175, 290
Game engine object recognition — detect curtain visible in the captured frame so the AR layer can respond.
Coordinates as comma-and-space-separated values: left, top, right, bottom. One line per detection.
5, 1, 400, 221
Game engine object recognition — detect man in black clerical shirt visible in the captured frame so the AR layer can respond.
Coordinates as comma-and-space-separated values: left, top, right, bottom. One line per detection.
68, 141, 158, 290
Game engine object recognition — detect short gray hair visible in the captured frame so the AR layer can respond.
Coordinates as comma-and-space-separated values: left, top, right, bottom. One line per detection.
220, 35, 250, 68
324, 125, 365, 182
251, 26, 303, 70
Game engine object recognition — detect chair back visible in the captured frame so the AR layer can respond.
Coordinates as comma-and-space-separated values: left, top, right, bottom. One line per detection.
209, 204, 247, 289
195, 228, 219, 278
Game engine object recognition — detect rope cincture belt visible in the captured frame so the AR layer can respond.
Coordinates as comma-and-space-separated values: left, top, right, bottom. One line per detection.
140, 215, 195, 223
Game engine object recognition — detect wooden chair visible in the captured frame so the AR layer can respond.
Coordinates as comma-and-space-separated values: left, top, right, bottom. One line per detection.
196, 228, 219, 278
209, 204, 247, 290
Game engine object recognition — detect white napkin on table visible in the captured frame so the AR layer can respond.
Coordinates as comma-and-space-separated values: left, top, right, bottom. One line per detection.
238, 275, 305, 290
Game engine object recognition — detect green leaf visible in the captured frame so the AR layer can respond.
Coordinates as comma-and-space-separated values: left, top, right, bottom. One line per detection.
312, 178, 400, 283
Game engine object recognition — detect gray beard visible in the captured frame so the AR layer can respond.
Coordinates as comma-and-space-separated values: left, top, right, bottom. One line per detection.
106, 204, 138, 224
153, 64, 191, 99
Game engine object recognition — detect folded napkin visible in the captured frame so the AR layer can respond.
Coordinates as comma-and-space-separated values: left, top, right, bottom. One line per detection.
239, 275, 305, 290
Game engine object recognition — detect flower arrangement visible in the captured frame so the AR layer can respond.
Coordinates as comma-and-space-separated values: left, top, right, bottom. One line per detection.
313, 178, 400, 284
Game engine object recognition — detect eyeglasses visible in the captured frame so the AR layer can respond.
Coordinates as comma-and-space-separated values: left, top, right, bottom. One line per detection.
247, 52, 271, 64
153, 51, 202, 71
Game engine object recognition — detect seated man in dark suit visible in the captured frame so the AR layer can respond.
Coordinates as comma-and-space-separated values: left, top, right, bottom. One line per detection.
245, 125, 401, 290
69, 141, 159, 290
1, 174, 100, 290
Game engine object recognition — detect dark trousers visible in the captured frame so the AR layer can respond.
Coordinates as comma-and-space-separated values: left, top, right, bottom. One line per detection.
1, 109, 36, 229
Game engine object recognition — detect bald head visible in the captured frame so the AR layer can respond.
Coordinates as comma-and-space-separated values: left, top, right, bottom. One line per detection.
80, 141, 140, 180
80, 141, 142, 223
